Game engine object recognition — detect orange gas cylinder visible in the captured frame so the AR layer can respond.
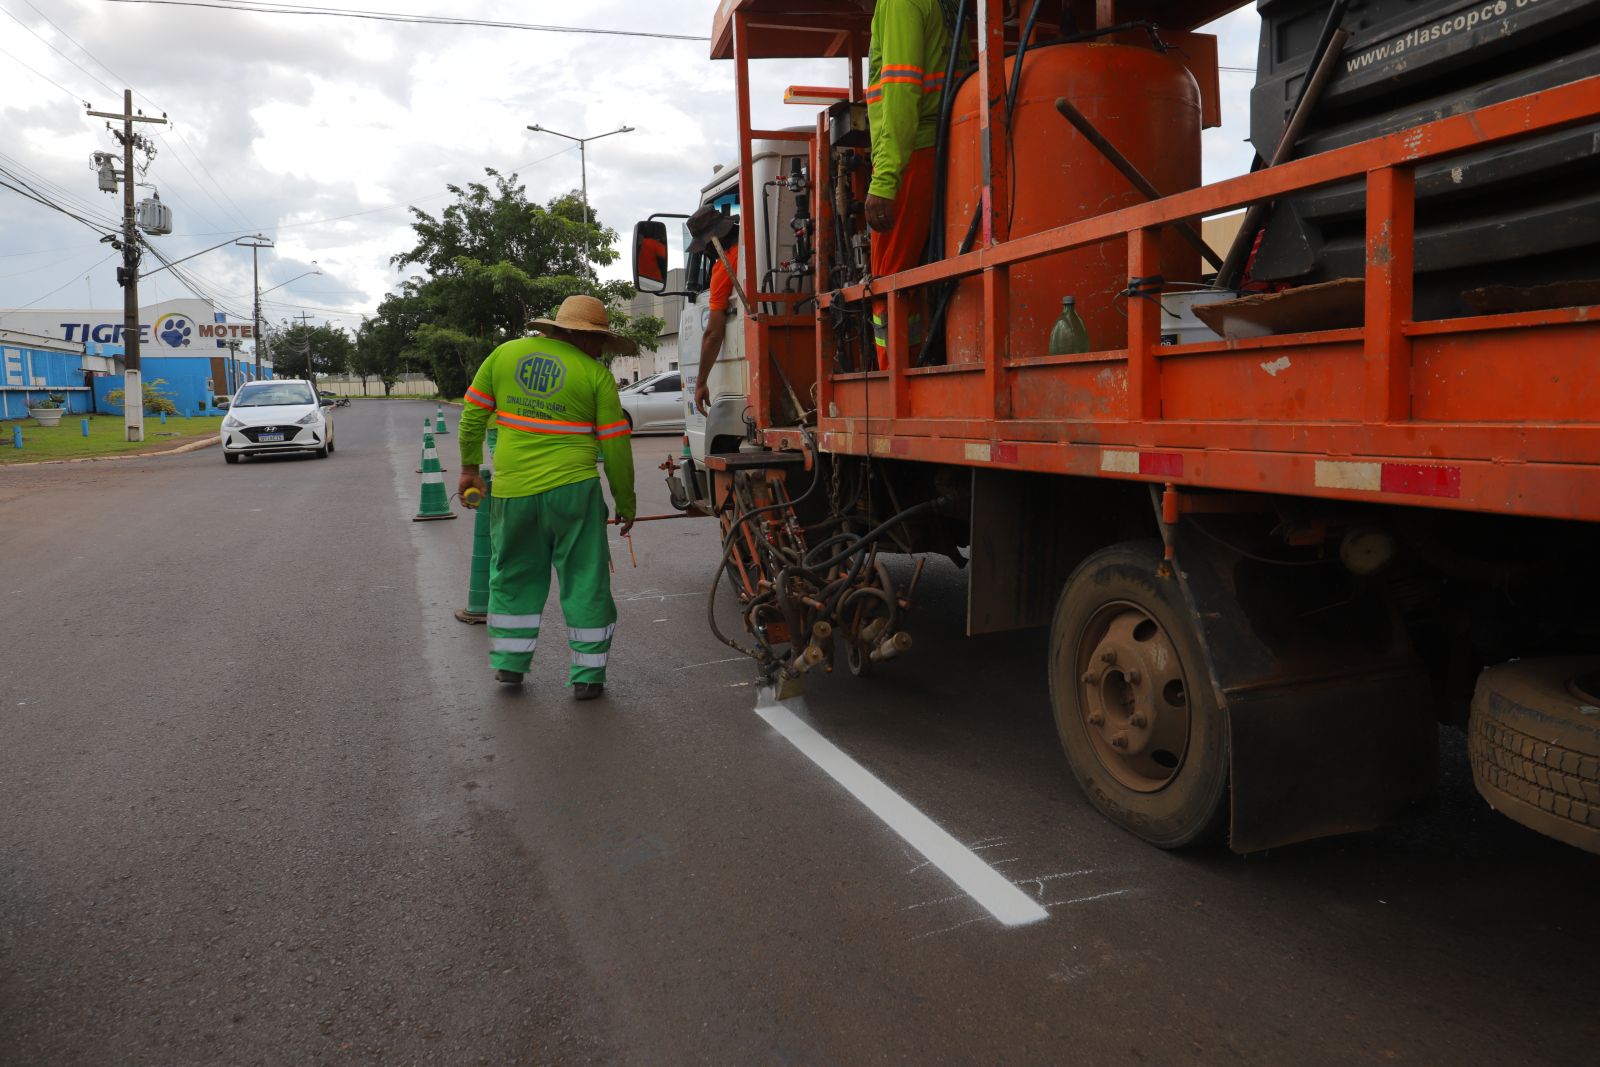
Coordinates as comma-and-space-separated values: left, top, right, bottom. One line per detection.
942, 44, 1201, 363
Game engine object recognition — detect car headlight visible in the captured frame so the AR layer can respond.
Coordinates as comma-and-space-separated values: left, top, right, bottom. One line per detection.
223, 415, 242, 429
296, 410, 321, 426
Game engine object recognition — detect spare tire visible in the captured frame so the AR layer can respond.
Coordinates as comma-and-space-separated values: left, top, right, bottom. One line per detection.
1469, 656, 1600, 854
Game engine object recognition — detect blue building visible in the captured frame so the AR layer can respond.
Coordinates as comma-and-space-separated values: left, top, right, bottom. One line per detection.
0, 333, 104, 419
1, 298, 270, 420
86, 340, 270, 418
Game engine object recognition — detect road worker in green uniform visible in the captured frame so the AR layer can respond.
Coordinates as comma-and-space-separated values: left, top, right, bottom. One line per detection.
857, 0, 959, 367
457, 295, 637, 698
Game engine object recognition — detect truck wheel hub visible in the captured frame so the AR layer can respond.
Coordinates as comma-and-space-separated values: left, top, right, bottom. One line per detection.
1080, 605, 1191, 793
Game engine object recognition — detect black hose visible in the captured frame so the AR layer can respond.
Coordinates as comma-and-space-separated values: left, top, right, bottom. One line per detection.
915, 1, 1040, 367
705, 432, 825, 662
814, 496, 949, 616
1005, 0, 1046, 235
926, 0, 970, 265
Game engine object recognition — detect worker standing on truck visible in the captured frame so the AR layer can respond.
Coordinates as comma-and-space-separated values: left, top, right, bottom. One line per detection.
457, 295, 637, 699
859, 0, 958, 368
688, 205, 741, 414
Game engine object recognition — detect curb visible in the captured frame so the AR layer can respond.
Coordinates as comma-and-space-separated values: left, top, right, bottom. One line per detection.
3, 435, 217, 468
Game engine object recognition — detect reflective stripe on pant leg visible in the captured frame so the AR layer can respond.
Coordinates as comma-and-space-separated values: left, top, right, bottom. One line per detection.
547, 480, 617, 685
487, 495, 552, 673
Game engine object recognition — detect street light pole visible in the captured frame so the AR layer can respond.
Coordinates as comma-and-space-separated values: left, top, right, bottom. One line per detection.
525, 124, 634, 277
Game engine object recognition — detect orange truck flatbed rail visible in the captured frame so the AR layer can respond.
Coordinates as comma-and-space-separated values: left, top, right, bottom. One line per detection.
725, 55, 1600, 522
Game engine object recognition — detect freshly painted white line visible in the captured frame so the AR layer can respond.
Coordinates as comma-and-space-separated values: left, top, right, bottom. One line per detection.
755, 689, 1049, 928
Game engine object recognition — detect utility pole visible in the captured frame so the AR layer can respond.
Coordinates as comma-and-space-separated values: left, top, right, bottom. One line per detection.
525, 124, 634, 277
88, 90, 166, 443
237, 236, 274, 376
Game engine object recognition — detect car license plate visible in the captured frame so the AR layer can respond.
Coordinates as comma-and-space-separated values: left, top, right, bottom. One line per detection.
259, 433, 285, 443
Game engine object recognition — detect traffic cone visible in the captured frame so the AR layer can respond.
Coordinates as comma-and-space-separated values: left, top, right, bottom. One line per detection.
416, 416, 447, 473
455, 427, 496, 624
413, 427, 456, 522
454, 470, 493, 624
434, 403, 449, 435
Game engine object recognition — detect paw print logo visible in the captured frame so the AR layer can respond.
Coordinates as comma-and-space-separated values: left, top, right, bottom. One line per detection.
159, 317, 192, 347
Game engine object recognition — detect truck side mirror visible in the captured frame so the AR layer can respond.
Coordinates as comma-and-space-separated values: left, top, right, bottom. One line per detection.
633, 220, 669, 295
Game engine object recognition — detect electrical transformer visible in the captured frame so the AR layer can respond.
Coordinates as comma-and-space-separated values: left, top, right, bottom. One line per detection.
136, 197, 173, 235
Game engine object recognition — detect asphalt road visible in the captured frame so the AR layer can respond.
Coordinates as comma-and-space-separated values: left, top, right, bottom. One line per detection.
2, 399, 1596, 1066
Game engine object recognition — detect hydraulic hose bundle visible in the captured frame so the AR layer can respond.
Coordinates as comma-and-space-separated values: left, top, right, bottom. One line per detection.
705, 445, 946, 682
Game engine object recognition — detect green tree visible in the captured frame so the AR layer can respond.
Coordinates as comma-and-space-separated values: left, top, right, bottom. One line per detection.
372, 169, 662, 397
271, 323, 354, 380
354, 316, 409, 396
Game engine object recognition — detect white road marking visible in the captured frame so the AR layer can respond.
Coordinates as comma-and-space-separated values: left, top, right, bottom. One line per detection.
755, 689, 1049, 929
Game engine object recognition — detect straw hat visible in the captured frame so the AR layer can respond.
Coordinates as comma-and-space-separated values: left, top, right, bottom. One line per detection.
529, 294, 638, 355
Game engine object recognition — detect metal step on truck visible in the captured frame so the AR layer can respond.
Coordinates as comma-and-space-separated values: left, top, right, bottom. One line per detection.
630, 0, 1600, 856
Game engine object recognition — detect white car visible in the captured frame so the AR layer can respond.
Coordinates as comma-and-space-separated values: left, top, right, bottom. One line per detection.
219, 378, 335, 462
618, 370, 685, 433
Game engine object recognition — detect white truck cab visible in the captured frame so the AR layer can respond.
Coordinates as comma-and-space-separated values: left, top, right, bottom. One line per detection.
633, 136, 813, 509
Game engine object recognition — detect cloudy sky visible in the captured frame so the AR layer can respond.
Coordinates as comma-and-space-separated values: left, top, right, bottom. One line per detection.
0, 0, 1260, 343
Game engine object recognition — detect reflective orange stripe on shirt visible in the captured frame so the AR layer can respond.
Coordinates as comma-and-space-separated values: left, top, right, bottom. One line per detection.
867, 68, 945, 102
465, 386, 495, 410
496, 411, 594, 435
596, 420, 631, 441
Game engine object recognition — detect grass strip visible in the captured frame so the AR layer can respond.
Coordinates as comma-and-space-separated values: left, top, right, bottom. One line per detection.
0, 413, 221, 464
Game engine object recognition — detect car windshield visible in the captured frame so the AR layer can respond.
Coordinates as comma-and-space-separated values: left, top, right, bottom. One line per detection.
235, 383, 316, 407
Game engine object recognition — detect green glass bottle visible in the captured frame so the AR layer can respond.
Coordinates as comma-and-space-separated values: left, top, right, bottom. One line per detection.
1048, 295, 1090, 355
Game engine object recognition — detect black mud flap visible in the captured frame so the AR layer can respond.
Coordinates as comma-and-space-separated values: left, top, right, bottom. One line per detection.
1168, 524, 1437, 852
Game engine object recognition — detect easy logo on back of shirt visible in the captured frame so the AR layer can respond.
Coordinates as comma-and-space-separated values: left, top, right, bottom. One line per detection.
517, 354, 566, 396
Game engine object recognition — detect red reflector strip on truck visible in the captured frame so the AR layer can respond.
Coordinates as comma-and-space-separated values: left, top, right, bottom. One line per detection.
1101, 450, 1184, 477
1315, 460, 1462, 498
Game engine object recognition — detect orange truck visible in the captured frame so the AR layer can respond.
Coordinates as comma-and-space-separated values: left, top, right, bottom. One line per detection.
631, 0, 1600, 855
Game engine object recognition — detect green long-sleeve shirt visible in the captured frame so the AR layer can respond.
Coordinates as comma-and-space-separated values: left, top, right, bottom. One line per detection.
458, 336, 636, 518
867, 0, 956, 199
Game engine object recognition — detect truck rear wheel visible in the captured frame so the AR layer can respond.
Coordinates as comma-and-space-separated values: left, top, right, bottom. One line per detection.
1470, 656, 1600, 854
1048, 541, 1229, 848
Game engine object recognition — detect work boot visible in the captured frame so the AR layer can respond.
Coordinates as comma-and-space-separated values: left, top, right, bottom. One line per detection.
495, 669, 524, 686
573, 682, 604, 701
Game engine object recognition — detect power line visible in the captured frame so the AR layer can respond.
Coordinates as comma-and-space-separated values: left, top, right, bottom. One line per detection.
0, 41, 91, 104
0, 151, 123, 228
101, 0, 710, 40
0, 173, 120, 236
0, 3, 117, 94
0, 251, 118, 312
0, 242, 107, 260
162, 128, 253, 228
8, 0, 254, 231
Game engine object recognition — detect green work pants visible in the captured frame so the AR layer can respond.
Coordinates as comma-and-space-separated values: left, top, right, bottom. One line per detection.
487, 479, 616, 684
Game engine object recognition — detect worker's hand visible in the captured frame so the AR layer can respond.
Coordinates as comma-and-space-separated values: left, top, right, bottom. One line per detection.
865, 193, 898, 233
695, 380, 711, 414
618, 515, 635, 537
458, 469, 487, 508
